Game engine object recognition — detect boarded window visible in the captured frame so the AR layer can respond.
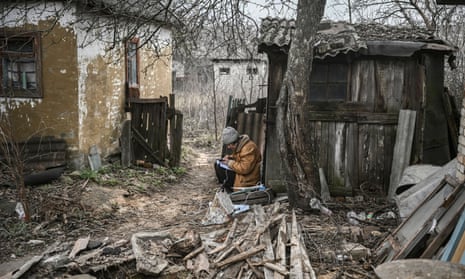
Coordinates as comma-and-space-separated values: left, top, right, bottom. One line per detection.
309, 63, 348, 101
126, 39, 139, 87
0, 33, 42, 98
219, 67, 230, 75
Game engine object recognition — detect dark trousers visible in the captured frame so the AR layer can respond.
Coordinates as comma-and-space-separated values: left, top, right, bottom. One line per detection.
214, 160, 235, 193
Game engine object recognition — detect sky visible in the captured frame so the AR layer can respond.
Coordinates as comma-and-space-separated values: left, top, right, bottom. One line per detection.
246, 0, 350, 22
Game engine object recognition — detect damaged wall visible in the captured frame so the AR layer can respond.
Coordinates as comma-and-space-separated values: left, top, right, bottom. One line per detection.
0, 18, 80, 156
0, 2, 172, 169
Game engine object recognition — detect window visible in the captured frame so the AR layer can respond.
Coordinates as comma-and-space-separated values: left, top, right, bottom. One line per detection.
246, 67, 258, 75
309, 63, 348, 102
126, 38, 139, 88
0, 33, 42, 98
219, 67, 230, 75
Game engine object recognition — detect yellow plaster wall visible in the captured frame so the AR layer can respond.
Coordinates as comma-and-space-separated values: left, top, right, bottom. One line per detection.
139, 46, 172, 98
1, 19, 172, 168
79, 45, 173, 160
79, 53, 125, 158
0, 21, 79, 150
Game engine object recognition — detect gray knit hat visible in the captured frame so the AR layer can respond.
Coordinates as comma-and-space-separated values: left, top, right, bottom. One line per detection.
222, 126, 239, 145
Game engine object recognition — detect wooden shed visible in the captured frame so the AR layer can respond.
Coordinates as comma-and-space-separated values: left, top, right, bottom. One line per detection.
258, 19, 458, 196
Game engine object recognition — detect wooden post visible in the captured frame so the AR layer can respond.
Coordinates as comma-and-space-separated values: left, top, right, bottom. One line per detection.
121, 119, 132, 168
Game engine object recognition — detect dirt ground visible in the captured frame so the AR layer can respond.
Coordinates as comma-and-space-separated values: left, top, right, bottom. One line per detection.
0, 132, 397, 278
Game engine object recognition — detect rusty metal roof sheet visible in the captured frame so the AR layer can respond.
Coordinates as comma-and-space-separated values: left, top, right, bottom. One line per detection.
258, 17, 457, 59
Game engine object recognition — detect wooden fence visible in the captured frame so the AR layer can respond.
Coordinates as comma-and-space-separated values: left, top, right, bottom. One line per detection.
122, 95, 183, 167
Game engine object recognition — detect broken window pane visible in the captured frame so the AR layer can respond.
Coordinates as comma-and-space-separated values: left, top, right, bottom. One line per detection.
0, 34, 42, 98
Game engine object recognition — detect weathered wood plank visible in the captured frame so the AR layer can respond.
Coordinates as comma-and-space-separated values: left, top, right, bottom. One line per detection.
274, 216, 287, 279
290, 210, 303, 279
254, 206, 273, 279
215, 245, 266, 269
327, 121, 336, 190
344, 122, 357, 195
121, 119, 132, 167
376, 176, 457, 262
394, 181, 465, 259
383, 124, 396, 193
388, 109, 416, 200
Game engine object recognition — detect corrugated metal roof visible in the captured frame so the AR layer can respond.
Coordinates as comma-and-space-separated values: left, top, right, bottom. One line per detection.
258, 17, 456, 59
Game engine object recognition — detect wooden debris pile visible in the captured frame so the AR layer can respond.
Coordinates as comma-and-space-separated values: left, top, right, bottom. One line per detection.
375, 174, 465, 263
1, 196, 394, 279
3, 202, 318, 278
130, 202, 318, 278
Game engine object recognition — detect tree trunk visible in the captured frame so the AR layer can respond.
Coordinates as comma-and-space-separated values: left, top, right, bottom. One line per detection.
276, 0, 326, 210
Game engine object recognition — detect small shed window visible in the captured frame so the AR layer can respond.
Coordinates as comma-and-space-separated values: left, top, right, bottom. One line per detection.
126, 38, 139, 88
0, 33, 42, 98
219, 67, 230, 75
309, 63, 348, 101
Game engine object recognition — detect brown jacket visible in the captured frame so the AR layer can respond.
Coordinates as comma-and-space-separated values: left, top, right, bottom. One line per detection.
227, 135, 262, 188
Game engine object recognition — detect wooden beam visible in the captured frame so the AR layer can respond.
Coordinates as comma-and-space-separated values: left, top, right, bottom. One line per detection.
274, 216, 288, 279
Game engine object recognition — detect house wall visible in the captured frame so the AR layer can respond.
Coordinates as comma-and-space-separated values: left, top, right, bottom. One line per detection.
75, 20, 172, 168
0, 6, 80, 158
213, 59, 267, 103
1, 2, 172, 169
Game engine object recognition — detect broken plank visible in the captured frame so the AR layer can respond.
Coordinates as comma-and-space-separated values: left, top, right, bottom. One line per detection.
254, 206, 274, 279
393, 181, 465, 259
215, 244, 266, 269
290, 210, 303, 279
376, 176, 454, 262
421, 188, 465, 258
208, 218, 238, 255
183, 245, 205, 261
388, 109, 416, 200
263, 262, 289, 276
234, 244, 264, 279
441, 208, 465, 262
274, 215, 287, 279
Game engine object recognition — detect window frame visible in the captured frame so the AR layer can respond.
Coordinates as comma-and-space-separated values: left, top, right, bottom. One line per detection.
0, 31, 43, 98
126, 37, 140, 89
309, 61, 349, 103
